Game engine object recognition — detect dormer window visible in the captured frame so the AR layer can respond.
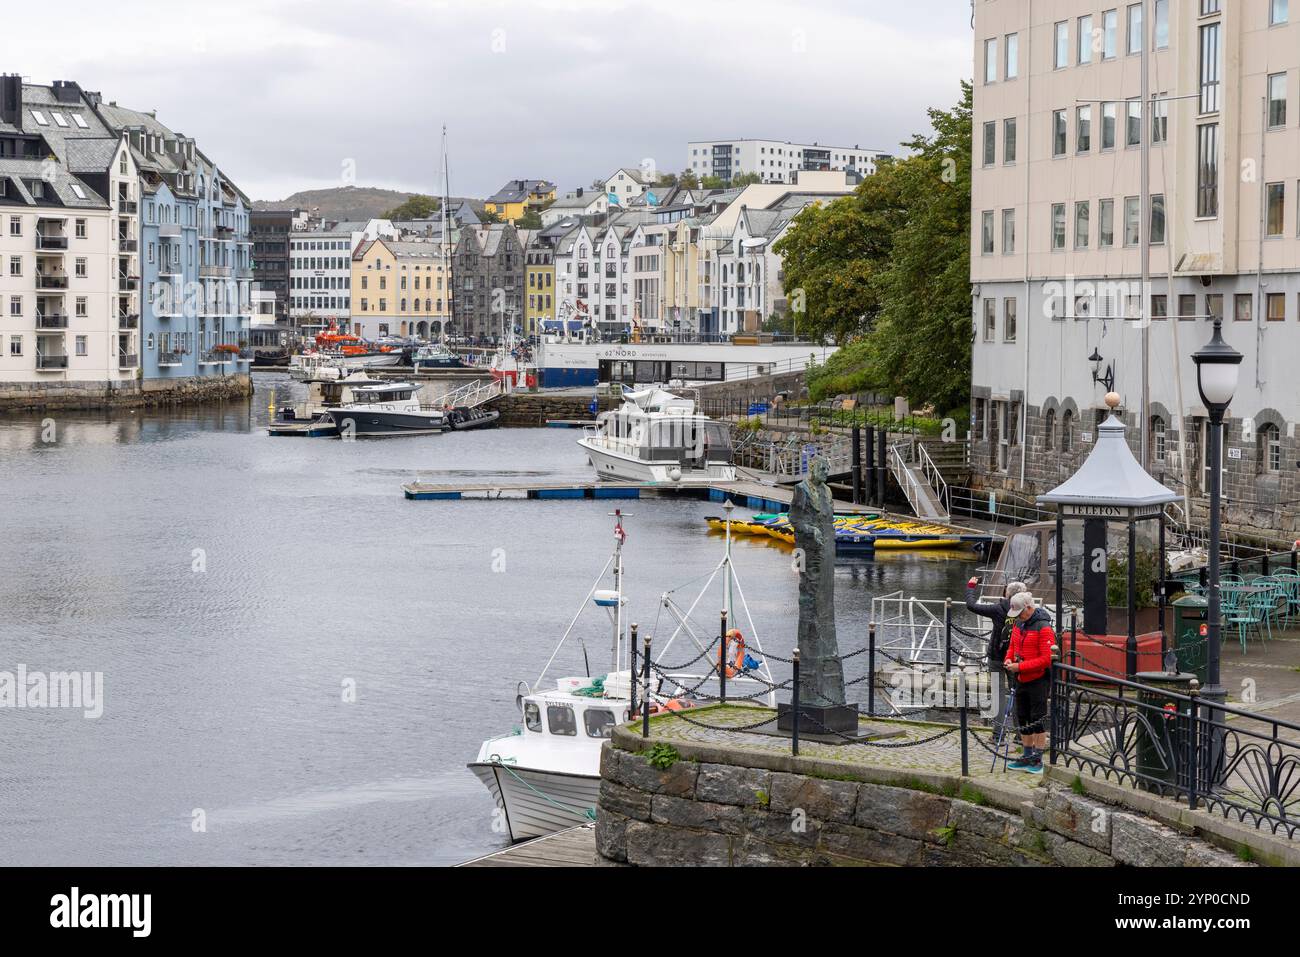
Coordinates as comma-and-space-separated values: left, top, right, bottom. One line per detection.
51, 112, 68, 128
31, 110, 48, 126
72, 114, 88, 129
70, 183, 87, 200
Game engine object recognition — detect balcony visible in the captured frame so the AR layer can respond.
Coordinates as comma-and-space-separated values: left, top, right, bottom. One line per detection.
158, 223, 182, 239
36, 234, 68, 250
35, 274, 68, 290
118, 237, 138, 252
118, 313, 139, 329
119, 275, 139, 292
118, 352, 138, 369
35, 353, 68, 370
157, 351, 183, 367
200, 265, 231, 279
118, 198, 138, 215
36, 313, 69, 329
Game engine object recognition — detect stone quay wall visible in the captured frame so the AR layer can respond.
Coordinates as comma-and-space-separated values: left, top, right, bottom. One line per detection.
489, 392, 618, 428
595, 725, 1275, 867
0, 374, 253, 412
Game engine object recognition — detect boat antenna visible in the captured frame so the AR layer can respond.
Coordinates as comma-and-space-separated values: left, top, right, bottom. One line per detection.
611, 508, 630, 673
440, 124, 451, 345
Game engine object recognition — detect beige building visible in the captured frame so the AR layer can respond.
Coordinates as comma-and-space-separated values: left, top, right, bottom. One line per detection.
350, 238, 451, 339
971, 0, 1300, 533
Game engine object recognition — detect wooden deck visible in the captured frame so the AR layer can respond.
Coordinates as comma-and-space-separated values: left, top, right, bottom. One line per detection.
458, 823, 597, 867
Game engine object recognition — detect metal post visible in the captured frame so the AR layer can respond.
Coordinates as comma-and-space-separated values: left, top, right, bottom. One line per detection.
1292, 546, 1297, 574
864, 424, 876, 504
629, 623, 638, 718
876, 428, 888, 507
851, 426, 862, 505
867, 622, 877, 717
944, 598, 953, 672
1187, 679, 1201, 809
791, 648, 801, 756
1127, 519, 1138, 680
1204, 406, 1227, 779
1070, 610, 1078, 677
641, 633, 652, 739
958, 672, 969, 776
1055, 512, 1065, 634
1263, 551, 1270, 576
1158, 510, 1167, 657
718, 609, 728, 705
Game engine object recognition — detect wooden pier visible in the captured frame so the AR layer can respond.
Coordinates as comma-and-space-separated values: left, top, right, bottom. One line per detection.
458, 823, 596, 867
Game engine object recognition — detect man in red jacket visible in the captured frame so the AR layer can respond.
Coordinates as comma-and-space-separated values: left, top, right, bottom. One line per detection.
1004, 591, 1054, 773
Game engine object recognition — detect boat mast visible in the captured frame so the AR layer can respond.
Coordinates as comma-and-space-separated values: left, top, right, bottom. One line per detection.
611, 509, 628, 673
440, 125, 451, 345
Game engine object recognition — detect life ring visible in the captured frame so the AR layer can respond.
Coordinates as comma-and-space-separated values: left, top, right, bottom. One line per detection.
720, 628, 746, 678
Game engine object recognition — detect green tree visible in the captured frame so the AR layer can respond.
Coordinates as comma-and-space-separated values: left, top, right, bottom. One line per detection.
775, 81, 973, 410
677, 169, 700, 189
701, 175, 726, 190
479, 207, 503, 224
381, 194, 440, 219
729, 171, 762, 187
516, 209, 543, 229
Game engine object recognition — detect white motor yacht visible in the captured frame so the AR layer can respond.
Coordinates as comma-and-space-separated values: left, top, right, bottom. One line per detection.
577, 386, 735, 484
325, 382, 447, 436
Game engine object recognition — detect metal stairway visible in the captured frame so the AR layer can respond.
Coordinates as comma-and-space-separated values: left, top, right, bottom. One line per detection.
439, 378, 504, 409
888, 443, 950, 521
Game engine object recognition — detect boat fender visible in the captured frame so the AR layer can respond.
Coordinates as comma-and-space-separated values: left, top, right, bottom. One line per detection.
721, 628, 746, 677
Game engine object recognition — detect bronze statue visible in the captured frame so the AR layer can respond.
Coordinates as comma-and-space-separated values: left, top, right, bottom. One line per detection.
789, 456, 846, 708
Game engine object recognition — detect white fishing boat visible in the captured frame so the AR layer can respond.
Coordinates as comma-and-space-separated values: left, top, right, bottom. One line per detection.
469, 506, 775, 842
577, 386, 735, 484
325, 382, 447, 436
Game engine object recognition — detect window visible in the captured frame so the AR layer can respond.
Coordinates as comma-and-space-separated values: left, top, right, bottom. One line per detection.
8, 296, 20, 317
524, 701, 541, 731
1102, 103, 1118, 149
1206, 293, 1224, 320
1151, 294, 1168, 320
1260, 424, 1282, 474
1103, 9, 1118, 59
75, 219, 86, 239
8, 256, 20, 277
1054, 21, 1069, 69
981, 210, 994, 254
1075, 292, 1091, 320
1234, 293, 1253, 322
1005, 33, 1019, 79
1201, 0, 1220, 12
1099, 198, 1116, 247
1153, 417, 1167, 462
1127, 3, 1143, 56
1178, 294, 1197, 320
1268, 292, 1286, 321
1268, 183, 1286, 236
75, 335, 87, 356
1126, 99, 1143, 146
1078, 15, 1093, 64
75, 297, 87, 318
984, 37, 998, 84
1046, 410, 1057, 450
983, 121, 996, 166
1062, 410, 1074, 452
8, 215, 18, 237
1197, 124, 1219, 218
1154, 0, 1169, 49
1004, 298, 1017, 342
10, 336, 21, 357
1151, 194, 1166, 245
1152, 97, 1169, 143
983, 298, 997, 341
1004, 118, 1017, 163
1271, 0, 1288, 27
1053, 110, 1067, 156
1077, 105, 1092, 152
1199, 23, 1221, 114
1124, 196, 1140, 246
584, 708, 615, 739
1074, 201, 1090, 249
30, 110, 48, 126
1002, 208, 1016, 254
1051, 203, 1067, 250
1269, 74, 1288, 129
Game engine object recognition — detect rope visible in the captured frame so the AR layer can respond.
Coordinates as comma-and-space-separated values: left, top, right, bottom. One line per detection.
487, 756, 597, 822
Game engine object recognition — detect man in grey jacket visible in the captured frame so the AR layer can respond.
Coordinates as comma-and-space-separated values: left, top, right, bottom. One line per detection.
964, 578, 1026, 664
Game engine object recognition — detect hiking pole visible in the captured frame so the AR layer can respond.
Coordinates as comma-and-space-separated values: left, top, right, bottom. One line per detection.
990, 682, 1017, 772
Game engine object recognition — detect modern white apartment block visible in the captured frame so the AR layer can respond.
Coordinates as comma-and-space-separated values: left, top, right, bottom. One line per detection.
289, 218, 395, 333
971, 0, 1300, 534
685, 139, 890, 183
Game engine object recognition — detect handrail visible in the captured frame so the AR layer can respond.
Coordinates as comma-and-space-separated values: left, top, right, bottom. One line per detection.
916, 442, 951, 520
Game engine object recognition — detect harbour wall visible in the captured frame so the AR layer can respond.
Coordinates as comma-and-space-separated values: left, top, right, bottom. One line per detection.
489, 392, 619, 428
595, 724, 1287, 867
0, 374, 254, 412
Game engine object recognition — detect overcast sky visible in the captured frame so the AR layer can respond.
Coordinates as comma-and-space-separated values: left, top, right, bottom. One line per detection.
3, 0, 973, 201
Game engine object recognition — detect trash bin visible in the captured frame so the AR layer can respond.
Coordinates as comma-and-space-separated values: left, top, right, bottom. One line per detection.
1133, 671, 1197, 793
1171, 595, 1209, 684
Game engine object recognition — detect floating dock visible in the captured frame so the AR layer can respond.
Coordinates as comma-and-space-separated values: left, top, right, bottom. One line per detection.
457, 823, 595, 868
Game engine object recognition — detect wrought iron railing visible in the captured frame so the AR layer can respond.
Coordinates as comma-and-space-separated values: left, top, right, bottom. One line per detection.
1052, 663, 1300, 838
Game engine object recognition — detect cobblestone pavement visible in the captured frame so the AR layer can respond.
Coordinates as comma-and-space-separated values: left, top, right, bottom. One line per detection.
644, 705, 1044, 791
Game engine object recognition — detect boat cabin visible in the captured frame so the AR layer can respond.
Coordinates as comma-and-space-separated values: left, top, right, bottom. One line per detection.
521, 691, 625, 742
344, 384, 419, 405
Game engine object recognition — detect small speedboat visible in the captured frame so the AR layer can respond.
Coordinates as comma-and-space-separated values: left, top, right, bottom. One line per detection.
446, 406, 499, 431
326, 382, 447, 437
412, 344, 465, 370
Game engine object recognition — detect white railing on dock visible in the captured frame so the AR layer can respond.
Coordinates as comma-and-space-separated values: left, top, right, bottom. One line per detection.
870, 591, 988, 666
440, 378, 503, 409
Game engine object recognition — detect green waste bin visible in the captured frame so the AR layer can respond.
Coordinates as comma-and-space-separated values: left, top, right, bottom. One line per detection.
1171, 595, 1209, 684
1133, 671, 1197, 793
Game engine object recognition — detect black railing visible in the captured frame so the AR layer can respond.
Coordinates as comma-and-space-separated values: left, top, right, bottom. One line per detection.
118, 313, 139, 329
35, 354, 68, 370
1052, 662, 1300, 838
35, 274, 68, 289
118, 352, 138, 369
158, 351, 183, 366
35, 313, 69, 329
36, 234, 68, 250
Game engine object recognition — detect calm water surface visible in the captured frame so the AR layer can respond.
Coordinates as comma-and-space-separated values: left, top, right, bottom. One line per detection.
0, 373, 978, 865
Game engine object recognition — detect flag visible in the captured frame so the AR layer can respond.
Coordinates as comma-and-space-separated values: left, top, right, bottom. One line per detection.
607, 191, 620, 206
646, 190, 658, 207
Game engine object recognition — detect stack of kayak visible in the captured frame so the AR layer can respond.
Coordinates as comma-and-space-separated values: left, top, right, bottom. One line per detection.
706, 512, 965, 554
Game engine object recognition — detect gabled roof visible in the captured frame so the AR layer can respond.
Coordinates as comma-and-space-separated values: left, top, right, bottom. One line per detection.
0, 157, 106, 208
487, 179, 555, 203
1037, 411, 1179, 509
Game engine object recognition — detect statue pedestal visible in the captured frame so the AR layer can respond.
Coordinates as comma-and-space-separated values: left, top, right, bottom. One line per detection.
776, 702, 859, 734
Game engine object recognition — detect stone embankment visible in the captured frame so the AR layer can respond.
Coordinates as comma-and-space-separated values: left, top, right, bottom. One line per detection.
0, 374, 253, 412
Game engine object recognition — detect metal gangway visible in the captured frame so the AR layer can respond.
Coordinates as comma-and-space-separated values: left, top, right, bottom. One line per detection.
437, 378, 503, 410
888, 443, 949, 521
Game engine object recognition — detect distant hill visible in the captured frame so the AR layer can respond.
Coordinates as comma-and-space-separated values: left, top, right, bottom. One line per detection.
254, 186, 484, 222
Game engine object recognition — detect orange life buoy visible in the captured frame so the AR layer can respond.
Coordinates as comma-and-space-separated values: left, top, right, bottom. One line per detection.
720, 628, 746, 678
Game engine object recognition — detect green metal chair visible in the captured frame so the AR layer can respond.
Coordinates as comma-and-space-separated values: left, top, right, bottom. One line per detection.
1272, 570, 1300, 629
1223, 586, 1262, 653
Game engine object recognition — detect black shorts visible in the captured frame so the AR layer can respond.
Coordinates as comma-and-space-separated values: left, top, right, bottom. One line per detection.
1014, 675, 1050, 735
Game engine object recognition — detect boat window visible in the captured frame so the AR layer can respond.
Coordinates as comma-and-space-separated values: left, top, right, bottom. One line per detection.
1001, 528, 1043, 586
524, 701, 542, 732
584, 708, 616, 739
546, 705, 577, 736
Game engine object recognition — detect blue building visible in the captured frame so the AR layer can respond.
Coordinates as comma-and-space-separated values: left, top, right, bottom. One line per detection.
92, 104, 252, 383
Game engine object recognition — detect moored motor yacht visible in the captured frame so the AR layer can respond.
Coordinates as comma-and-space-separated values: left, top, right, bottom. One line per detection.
411, 343, 465, 370
577, 386, 735, 484
267, 371, 384, 437
325, 382, 447, 436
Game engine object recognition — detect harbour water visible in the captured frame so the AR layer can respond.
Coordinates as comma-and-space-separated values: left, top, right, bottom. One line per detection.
0, 373, 979, 865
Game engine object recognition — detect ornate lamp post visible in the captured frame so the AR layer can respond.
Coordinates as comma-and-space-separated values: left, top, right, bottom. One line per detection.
1191, 318, 1242, 712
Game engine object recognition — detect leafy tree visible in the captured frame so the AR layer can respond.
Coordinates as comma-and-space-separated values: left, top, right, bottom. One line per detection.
381, 194, 440, 219
700, 175, 726, 190
677, 169, 700, 189
479, 207, 503, 224
516, 209, 543, 229
655, 171, 678, 187
729, 171, 762, 187
775, 82, 973, 410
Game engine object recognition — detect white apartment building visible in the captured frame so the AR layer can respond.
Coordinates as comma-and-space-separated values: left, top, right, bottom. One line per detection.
554, 223, 634, 333
971, 0, 1300, 534
0, 136, 140, 387
289, 218, 395, 331
686, 139, 889, 184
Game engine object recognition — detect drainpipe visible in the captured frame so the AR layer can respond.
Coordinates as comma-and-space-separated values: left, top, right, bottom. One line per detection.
1018, 0, 1033, 490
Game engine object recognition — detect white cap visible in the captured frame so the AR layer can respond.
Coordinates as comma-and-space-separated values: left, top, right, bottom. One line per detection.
1008, 592, 1035, 616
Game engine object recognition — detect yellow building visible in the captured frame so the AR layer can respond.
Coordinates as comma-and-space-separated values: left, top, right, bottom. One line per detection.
523, 234, 555, 338
484, 180, 556, 223
350, 238, 452, 339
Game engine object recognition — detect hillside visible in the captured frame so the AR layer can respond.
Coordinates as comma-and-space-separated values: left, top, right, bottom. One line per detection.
254, 186, 484, 222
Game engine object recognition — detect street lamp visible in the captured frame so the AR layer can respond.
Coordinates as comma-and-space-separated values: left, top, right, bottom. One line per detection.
1191, 317, 1243, 719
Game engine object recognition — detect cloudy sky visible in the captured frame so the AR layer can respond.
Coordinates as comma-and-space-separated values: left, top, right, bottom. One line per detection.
3, 0, 973, 201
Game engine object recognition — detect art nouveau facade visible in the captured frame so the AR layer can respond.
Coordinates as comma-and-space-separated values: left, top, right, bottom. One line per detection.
971, 0, 1300, 533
